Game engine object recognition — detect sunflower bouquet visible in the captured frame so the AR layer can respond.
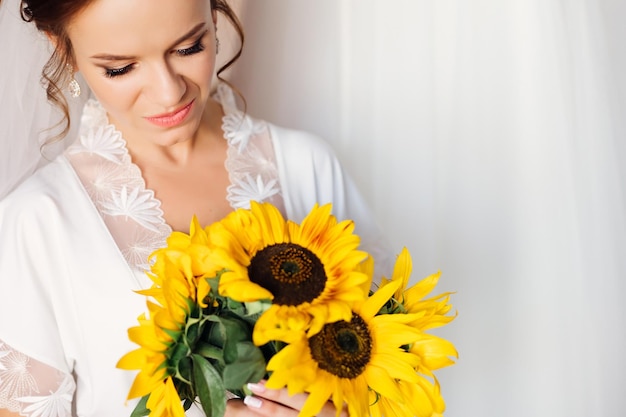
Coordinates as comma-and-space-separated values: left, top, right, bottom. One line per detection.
118, 202, 457, 417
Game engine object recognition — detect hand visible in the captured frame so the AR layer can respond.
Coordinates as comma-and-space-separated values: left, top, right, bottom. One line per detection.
225, 380, 347, 417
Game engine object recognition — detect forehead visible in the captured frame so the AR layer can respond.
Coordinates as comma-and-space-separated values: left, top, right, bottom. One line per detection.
67, 0, 211, 54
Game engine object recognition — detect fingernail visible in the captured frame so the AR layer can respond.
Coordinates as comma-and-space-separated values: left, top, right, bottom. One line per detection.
246, 382, 266, 393
244, 395, 263, 409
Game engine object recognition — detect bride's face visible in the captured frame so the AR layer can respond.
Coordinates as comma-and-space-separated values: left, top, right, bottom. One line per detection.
66, 0, 218, 147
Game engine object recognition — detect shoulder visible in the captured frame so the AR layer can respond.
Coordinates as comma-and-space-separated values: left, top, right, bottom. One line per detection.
264, 122, 354, 220
266, 123, 341, 168
267, 122, 334, 153
0, 156, 77, 219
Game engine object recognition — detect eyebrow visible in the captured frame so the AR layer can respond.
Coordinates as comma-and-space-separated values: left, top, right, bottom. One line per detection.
90, 22, 207, 61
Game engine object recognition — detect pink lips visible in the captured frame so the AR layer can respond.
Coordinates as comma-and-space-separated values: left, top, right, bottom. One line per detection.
145, 100, 194, 127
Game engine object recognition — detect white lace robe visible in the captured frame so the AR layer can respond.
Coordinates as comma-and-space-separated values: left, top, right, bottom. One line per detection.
0, 84, 392, 416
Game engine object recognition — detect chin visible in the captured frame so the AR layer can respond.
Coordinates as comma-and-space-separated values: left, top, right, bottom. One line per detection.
143, 116, 194, 143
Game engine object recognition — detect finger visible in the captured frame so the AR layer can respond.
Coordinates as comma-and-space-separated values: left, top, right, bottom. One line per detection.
246, 382, 347, 417
243, 394, 300, 417
224, 399, 265, 417
247, 381, 307, 410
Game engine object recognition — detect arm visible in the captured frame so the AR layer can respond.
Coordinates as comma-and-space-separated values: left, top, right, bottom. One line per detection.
0, 169, 77, 417
0, 341, 75, 417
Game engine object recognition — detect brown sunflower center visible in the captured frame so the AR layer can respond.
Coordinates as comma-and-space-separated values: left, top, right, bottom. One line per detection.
308, 314, 372, 379
248, 243, 326, 306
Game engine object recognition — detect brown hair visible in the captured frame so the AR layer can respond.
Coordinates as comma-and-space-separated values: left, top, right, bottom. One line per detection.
20, 0, 244, 142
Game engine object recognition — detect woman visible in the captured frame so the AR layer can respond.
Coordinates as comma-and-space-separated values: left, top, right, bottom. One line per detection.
0, 0, 392, 415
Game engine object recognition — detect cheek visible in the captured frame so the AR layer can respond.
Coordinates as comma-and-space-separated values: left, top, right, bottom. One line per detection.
82, 70, 139, 117
185, 55, 217, 90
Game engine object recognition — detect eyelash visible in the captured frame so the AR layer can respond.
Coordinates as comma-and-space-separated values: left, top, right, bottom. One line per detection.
104, 66, 132, 78
103, 37, 206, 78
176, 38, 205, 56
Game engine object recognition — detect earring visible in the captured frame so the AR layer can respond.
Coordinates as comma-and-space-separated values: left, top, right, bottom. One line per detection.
69, 77, 81, 98
215, 37, 220, 55
67, 65, 81, 98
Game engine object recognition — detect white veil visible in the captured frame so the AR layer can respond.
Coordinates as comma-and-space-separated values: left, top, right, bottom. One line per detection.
0, 0, 86, 199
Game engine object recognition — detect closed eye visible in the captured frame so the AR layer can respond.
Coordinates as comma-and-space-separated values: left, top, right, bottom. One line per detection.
104, 64, 134, 78
175, 34, 206, 57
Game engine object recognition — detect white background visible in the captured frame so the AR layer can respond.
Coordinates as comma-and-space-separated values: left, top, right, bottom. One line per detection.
228, 1, 626, 416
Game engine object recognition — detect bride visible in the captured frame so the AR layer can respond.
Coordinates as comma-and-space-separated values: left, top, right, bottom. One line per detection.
0, 0, 391, 415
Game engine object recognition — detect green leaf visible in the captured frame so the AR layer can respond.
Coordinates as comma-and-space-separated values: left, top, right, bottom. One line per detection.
225, 298, 244, 312
195, 342, 225, 365
205, 316, 227, 348
130, 395, 150, 417
176, 356, 193, 384
243, 299, 272, 316
205, 271, 223, 295
170, 342, 190, 364
191, 354, 227, 417
186, 320, 201, 344
222, 341, 267, 390
203, 315, 251, 363
219, 316, 251, 364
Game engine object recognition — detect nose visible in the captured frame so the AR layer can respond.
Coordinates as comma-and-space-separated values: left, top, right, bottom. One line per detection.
146, 61, 186, 108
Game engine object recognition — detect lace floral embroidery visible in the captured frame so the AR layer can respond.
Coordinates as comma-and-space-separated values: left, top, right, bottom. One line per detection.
0, 342, 74, 416
228, 174, 280, 209
15, 375, 74, 417
222, 110, 266, 152
0, 344, 37, 411
101, 186, 165, 233
67, 125, 126, 163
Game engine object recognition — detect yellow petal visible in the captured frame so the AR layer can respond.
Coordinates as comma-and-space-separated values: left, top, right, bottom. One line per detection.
360, 279, 402, 319
251, 201, 286, 244
127, 367, 166, 400
404, 271, 443, 303
363, 364, 404, 402
116, 348, 148, 370
411, 334, 459, 370
390, 247, 413, 299
219, 279, 273, 302
368, 352, 419, 383
300, 375, 334, 417
128, 326, 167, 352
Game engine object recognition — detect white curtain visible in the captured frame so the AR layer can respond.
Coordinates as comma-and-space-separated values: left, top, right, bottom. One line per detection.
229, 1, 626, 416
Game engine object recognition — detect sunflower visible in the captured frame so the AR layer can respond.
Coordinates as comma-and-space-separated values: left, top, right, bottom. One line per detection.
264, 280, 425, 417
117, 218, 215, 416
373, 247, 458, 416
380, 248, 457, 368
206, 202, 371, 345
148, 216, 214, 308
380, 248, 455, 329
116, 293, 187, 417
